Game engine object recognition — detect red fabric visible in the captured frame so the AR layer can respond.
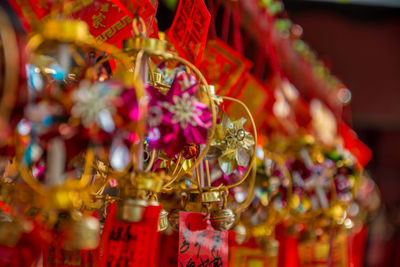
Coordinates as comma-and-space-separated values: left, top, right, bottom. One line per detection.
7, 0, 35, 32
13, 0, 157, 46
110, 0, 158, 38
276, 224, 300, 267
199, 38, 252, 97
158, 232, 179, 267
0, 221, 52, 267
167, 0, 211, 66
338, 122, 372, 167
348, 226, 368, 267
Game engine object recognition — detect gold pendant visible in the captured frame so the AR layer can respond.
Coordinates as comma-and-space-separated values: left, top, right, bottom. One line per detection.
116, 198, 148, 223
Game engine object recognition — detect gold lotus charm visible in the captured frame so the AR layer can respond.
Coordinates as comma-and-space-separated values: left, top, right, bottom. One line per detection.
208, 112, 255, 175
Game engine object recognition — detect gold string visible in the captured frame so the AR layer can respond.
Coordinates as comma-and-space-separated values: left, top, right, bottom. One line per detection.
78, 148, 95, 188
204, 160, 211, 189
0, 7, 19, 131
195, 165, 203, 193
162, 154, 184, 189
144, 149, 157, 172
19, 166, 47, 196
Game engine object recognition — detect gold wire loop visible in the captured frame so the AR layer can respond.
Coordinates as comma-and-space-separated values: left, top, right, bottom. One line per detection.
235, 161, 257, 214
0, 7, 19, 143
132, 17, 147, 37
216, 96, 258, 190
264, 150, 293, 214
129, 44, 218, 186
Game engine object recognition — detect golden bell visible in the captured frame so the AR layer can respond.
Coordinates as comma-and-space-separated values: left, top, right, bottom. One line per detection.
0, 216, 22, 247
158, 209, 169, 232
201, 191, 220, 203
330, 204, 346, 222
265, 239, 280, 257
116, 198, 148, 223
168, 209, 181, 231
234, 224, 246, 245
210, 208, 235, 230
64, 216, 99, 250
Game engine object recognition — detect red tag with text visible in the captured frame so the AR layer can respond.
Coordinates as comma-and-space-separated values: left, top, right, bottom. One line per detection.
20, 0, 132, 46
98, 202, 161, 267
69, 0, 133, 46
18, 0, 157, 46
44, 218, 98, 267
112, 0, 158, 36
44, 245, 97, 267
178, 211, 228, 267
8, 0, 41, 32
167, 0, 211, 66
199, 39, 251, 96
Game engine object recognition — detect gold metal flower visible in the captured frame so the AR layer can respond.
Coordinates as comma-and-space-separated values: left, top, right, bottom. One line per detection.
208, 112, 255, 175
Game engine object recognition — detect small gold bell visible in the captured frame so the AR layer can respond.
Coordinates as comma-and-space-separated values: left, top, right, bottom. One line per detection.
234, 224, 246, 245
158, 209, 169, 232
64, 216, 100, 250
0, 213, 21, 247
265, 239, 280, 257
210, 208, 235, 230
116, 198, 148, 223
168, 209, 181, 231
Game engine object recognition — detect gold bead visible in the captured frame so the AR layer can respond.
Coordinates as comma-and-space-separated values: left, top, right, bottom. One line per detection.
201, 191, 220, 203
210, 208, 235, 230
234, 224, 246, 245
0, 213, 21, 247
64, 216, 99, 250
236, 129, 246, 141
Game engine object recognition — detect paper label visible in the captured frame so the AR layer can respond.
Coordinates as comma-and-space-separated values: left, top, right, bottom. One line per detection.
98, 202, 161, 267
178, 211, 228, 267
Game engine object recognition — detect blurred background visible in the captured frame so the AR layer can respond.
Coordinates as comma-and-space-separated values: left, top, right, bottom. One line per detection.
282, 1, 400, 266
158, 0, 400, 265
